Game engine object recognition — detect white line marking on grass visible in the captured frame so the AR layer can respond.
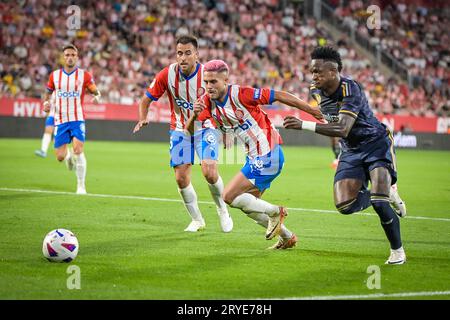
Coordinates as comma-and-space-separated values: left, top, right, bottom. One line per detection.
1, 187, 449, 222
277, 290, 450, 300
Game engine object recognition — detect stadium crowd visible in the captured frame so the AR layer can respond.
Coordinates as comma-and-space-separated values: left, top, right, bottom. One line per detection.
331, 0, 449, 116
0, 0, 448, 117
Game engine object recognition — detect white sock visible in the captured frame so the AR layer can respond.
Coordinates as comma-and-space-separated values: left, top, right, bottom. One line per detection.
230, 193, 279, 216
246, 212, 292, 239
232, 193, 292, 239
64, 149, 72, 162
74, 152, 86, 188
207, 176, 228, 214
41, 133, 52, 153
178, 183, 203, 222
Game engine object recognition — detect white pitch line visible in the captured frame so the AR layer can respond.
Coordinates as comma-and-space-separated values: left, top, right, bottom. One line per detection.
277, 290, 450, 300
1, 187, 449, 222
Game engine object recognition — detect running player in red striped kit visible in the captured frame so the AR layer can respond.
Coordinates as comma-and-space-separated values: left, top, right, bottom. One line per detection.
133, 35, 233, 233
43, 44, 101, 194
189, 60, 323, 248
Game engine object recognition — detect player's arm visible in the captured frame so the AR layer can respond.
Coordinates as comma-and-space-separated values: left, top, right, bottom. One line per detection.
87, 83, 101, 104
83, 72, 101, 103
43, 73, 55, 113
133, 68, 169, 133
185, 99, 208, 135
283, 113, 356, 138
133, 95, 152, 133
274, 90, 323, 121
42, 91, 52, 113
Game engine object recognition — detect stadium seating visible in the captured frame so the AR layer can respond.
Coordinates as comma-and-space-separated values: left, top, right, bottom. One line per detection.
0, 0, 448, 117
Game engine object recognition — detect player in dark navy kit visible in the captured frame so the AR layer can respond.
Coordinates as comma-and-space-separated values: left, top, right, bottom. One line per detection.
284, 46, 407, 264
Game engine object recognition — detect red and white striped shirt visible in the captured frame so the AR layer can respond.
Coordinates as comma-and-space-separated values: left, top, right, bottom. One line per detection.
46, 68, 94, 125
146, 62, 213, 131
197, 85, 283, 159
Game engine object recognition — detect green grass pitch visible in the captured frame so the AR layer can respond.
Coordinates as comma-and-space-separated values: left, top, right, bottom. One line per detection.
0, 138, 449, 300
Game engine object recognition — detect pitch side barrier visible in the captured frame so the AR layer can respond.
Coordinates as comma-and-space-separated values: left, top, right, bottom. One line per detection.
0, 97, 449, 150
1, 117, 449, 151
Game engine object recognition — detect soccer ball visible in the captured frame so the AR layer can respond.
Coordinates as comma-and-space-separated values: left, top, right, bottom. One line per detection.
42, 229, 79, 262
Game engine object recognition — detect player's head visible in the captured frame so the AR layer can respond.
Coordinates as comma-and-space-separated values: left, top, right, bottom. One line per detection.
62, 44, 79, 68
176, 35, 199, 75
310, 46, 342, 90
203, 60, 229, 101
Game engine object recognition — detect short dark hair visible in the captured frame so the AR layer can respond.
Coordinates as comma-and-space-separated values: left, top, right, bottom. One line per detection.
311, 46, 342, 72
62, 44, 78, 53
176, 35, 198, 49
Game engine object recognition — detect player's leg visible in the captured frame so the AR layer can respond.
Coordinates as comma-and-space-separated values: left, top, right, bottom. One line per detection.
69, 121, 87, 194
55, 144, 68, 162
223, 172, 293, 245
35, 117, 54, 158
223, 146, 294, 245
390, 183, 406, 217
370, 166, 405, 264
171, 130, 204, 232
334, 178, 371, 214
386, 132, 407, 217
201, 159, 233, 232
54, 123, 75, 169
72, 137, 86, 194
174, 164, 205, 232
196, 128, 232, 233
333, 149, 371, 214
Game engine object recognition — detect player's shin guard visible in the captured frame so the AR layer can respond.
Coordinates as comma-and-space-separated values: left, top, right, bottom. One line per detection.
230, 193, 279, 216
232, 194, 293, 239
207, 176, 228, 212
178, 183, 204, 222
74, 152, 87, 188
371, 194, 402, 250
336, 188, 371, 214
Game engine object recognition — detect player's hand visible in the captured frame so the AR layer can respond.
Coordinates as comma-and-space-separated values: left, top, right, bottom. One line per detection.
310, 108, 324, 121
93, 94, 101, 104
133, 120, 149, 133
43, 101, 50, 113
223, 132, 234, 149
193, 100, 206, 116
283, 116, 303, 130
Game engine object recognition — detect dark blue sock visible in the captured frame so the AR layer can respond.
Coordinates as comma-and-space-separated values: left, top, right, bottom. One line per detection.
336, 188, 371, 214
371, 194, 402, 249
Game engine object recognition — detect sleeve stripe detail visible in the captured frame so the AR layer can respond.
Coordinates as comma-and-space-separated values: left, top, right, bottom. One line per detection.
145, 91, 158, 101
339, 109, 358, 118
269, 89, 275, 104
341, 82, 350, 97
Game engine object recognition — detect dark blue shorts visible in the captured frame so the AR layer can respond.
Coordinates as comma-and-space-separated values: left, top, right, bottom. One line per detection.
334, 133, 397, 185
